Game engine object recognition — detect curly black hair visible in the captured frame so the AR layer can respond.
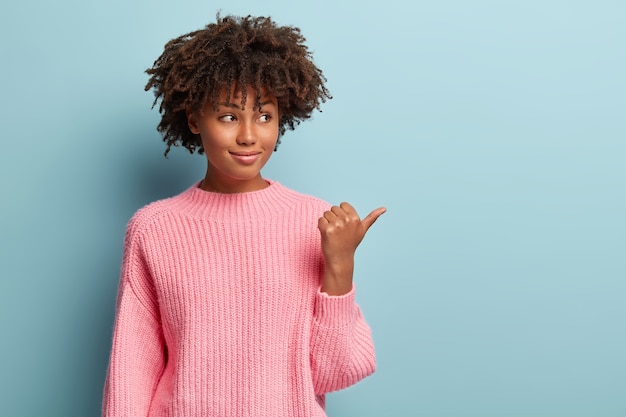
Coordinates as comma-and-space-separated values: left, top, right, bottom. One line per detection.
145, 14, 331, 156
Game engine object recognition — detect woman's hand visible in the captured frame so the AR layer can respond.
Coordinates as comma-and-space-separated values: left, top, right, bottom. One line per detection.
318, 202, 386, 295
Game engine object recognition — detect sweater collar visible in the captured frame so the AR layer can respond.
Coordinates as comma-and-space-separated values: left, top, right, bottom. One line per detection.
176, 179, 300, 221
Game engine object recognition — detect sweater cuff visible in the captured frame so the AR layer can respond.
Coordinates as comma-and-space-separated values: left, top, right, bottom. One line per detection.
314, 286, 357, 327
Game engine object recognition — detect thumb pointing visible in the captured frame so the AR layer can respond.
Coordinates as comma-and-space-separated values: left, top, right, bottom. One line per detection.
361, 207, 387, 232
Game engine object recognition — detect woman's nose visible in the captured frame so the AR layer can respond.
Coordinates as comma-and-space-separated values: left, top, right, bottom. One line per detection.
236, 121, 257, 145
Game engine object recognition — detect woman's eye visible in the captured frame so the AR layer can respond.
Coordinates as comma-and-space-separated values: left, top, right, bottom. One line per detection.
259, 114, 272, 122
219, 115, 236, 122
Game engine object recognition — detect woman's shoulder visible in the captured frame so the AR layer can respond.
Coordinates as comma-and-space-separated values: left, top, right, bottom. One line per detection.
125, 185, 197, 236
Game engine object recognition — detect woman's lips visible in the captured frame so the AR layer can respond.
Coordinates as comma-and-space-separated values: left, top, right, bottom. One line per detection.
230, 151, 261, 165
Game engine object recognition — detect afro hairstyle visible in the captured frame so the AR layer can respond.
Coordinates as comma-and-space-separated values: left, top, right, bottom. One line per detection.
145, 14, 331, 155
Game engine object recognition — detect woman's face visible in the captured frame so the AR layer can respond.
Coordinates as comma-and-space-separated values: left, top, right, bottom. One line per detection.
188, 85, 279, 193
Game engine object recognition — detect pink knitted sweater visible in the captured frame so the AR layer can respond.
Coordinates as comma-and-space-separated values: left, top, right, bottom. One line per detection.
103, 180, 376, 417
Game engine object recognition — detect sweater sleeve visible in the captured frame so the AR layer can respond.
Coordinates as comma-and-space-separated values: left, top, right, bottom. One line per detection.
310, 286, 376, 394
102, 219, 166, 417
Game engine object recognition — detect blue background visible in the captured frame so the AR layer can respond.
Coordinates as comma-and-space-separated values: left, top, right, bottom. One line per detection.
1, 1, 625, 416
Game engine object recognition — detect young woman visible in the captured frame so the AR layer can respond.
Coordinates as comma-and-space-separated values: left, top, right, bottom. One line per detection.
103, 14, 385, 417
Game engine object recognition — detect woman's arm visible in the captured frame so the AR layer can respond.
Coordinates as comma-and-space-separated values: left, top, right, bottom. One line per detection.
310, 202, 385, 393
310, 286, 376, 394
102, 219, 165, 417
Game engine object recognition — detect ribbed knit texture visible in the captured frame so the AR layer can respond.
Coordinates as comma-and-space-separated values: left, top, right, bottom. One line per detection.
102, 180, 376, 417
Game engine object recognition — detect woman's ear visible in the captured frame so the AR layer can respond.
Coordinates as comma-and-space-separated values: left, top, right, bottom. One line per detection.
187, 109, 200, 134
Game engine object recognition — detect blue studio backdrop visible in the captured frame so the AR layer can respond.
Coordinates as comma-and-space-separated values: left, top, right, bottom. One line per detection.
1, 1, 625, 416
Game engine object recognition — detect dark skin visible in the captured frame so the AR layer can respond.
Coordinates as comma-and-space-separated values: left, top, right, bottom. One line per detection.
319, 203, 386, 295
